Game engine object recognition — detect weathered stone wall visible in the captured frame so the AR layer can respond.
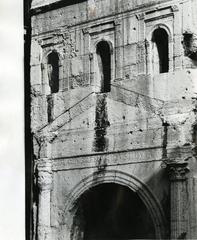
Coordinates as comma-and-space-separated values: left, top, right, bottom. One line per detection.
30, 0, 197, 239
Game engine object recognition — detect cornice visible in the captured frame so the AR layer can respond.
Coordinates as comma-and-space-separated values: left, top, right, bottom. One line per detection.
31, 0, 86, 15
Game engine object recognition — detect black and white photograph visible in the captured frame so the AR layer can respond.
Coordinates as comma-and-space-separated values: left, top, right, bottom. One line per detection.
1, 0, 197, 239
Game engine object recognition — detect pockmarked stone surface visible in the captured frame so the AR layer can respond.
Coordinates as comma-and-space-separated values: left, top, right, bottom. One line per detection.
30, 0, 197, 239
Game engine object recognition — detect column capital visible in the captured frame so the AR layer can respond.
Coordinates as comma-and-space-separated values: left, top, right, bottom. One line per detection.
166, 162, 189, 181
37, 159, 53, 191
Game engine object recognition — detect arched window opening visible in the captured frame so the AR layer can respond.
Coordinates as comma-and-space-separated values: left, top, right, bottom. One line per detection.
96, 41, 111, 93
152, 28, 169, 74
71, 183, 156, 240
47, 51, 59, 93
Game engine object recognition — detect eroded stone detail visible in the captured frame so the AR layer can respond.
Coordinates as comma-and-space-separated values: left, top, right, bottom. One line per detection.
36, 28, 78, 60
167, 162, 189, 181
37, 159, 53, 190
70, 75, 87, 88
183, 31, 197, 60
171, 5, 179, 12
136, 12, 145, 20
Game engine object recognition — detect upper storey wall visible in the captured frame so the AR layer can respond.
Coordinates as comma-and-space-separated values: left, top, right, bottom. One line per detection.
31, 0, 174, 34
31, 0, 171, 12
31, 0, 170, 8
30, 0, 197, 131
30, 0, 197, 153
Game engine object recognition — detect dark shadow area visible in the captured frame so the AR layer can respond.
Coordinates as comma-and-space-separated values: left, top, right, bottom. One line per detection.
96, 41, 111, 93
24, 0, 33, 239
93, 94, 110, 152
72, 183, 156, 240
47, 95, 54, 123
152, 28, 169, 73
183, 32, 197, 62
48, 51, 59, 93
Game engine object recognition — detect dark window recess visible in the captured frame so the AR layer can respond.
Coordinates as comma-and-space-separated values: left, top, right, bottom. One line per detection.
96, 41, 111, 93
152, 28, 169, 73
47, 51, 59, 93
183, 32, 197, 60
47, 95, 53, 123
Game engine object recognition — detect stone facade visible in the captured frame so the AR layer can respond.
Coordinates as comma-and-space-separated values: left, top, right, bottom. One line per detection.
30, 0, 197, 239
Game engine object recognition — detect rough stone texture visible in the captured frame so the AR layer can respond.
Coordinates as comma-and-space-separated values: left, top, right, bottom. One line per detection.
30, 0, 197, 239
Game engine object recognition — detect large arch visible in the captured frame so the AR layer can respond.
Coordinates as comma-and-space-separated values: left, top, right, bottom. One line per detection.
62, 170, 167, 239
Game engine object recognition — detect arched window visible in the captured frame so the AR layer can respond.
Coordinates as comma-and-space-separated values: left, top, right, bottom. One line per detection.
96, 41, 111, 93
47, 51, 59, 93
152, 28, 169, 74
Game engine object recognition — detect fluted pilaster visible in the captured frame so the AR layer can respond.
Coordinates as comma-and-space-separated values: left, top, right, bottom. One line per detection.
167, 162, 189, 240
37, 159, 52, 240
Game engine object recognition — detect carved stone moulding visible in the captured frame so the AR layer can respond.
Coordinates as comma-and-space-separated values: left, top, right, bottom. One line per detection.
136, 12, 145, 20
37, 159, 53, 191
166, 162, 189, 181
114, 18, 121, 26
171, 5, 179, 12
82, 27, 90, 35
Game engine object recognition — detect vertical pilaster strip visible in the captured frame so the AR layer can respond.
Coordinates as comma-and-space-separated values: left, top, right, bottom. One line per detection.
41, 62, 51, 95
137, 13, 146, 74
168, 36, 174, 72
114, 19, 123, 80
83, 28, 90, 86
172, 5, 182, 71
59, 59, 64, 91
37, 159, 52, 240
167, 162, 189, 239
145, 39, 151, 75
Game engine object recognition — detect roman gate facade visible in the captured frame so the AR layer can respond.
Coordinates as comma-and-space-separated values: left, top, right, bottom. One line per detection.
30, 0, 197, 239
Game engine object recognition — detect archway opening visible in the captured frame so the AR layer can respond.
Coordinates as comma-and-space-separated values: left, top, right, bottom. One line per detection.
152, 28, 169, 74
71, 183, 156, 240
46, 51, 59, 123
96, 41, 111, 93
47, 51, 59, 93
